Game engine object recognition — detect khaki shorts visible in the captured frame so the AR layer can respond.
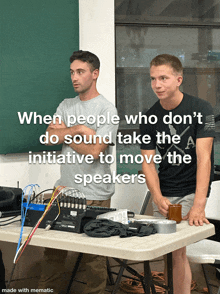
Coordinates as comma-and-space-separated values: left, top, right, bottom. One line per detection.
152, 193, 195, 218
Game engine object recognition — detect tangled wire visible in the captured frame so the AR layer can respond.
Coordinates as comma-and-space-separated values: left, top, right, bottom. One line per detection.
120, 271, 198, 293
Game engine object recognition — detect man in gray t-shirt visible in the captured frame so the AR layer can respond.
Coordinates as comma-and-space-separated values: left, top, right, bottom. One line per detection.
38, 50, 118, 294
54, 94, 118, 200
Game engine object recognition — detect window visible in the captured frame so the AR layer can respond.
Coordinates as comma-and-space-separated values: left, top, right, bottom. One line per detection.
115, 0, 220, 174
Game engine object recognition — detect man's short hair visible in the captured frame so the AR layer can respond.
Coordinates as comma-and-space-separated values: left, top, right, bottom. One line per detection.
69, 50, 100, 71
150, 54, 183, 75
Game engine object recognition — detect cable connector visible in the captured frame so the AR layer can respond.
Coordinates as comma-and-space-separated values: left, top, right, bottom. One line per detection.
45, 224, 52, 230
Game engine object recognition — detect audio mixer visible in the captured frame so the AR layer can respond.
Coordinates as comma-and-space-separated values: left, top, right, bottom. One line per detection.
23, 196, 116, 233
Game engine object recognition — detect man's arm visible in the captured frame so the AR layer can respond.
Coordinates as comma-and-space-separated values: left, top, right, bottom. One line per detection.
68, 137, 108, 160
141, 149, 171, 217
46, 119, 108, 159
46, 119, 96, 144
183, 137, 213, 226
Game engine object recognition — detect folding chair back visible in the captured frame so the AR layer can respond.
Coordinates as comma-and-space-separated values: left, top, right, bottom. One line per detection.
111, 180, 149, 214
205, 180, 220, 221
186, 180, 220, 294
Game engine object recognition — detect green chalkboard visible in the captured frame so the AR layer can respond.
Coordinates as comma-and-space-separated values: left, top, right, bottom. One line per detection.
0, 0, 79, 154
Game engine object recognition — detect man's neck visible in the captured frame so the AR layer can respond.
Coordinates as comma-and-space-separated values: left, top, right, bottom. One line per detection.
160, 91, 183, 110
79, 89, 100, 101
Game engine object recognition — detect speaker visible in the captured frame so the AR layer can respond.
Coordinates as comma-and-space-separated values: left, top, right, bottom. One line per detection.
0, 186, 22, 211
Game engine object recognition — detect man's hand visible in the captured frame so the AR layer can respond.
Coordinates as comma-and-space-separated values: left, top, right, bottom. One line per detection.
48, 119, 96, 140
182, 206, 210, 226
49, 118, 66, 129
154, 196, 172, 217
78, 125, 96, 140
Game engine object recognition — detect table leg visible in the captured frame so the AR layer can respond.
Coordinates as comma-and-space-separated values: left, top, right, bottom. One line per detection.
107, 258, 115, 286
66, 252, 83, 294
167, 252, 173, 294
144, 261, 151, 294
111, 259, 127, 294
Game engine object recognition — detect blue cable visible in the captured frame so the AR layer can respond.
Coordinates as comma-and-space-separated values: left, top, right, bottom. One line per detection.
15, 184, 39, 258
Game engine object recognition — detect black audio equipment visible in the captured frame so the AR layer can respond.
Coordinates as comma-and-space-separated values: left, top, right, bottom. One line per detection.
23, 201, 117, 233
0, 187, 22, 217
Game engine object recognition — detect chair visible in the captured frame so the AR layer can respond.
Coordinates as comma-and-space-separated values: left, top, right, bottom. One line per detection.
186, 180, 220, 294
111, 179, 150, 214
66, 183, 151, 294
108, 189, 153, 294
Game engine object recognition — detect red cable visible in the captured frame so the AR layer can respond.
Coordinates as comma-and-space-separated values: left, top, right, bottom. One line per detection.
15, 186, 65, 263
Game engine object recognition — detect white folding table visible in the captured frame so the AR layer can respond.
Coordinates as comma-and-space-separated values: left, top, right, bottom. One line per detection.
0, 216, 215, 294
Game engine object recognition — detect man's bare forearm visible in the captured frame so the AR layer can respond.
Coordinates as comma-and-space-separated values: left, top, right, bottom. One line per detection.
46, 122, 97, 146
183, 137, 213, 225
142, 162, 162, 201
194, 154, 211, 209
194, 137, 213, 209
46, 121, 108, 159
141, 150, 171, 216
46, 125, 82, 145
68, 140, 107, 159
